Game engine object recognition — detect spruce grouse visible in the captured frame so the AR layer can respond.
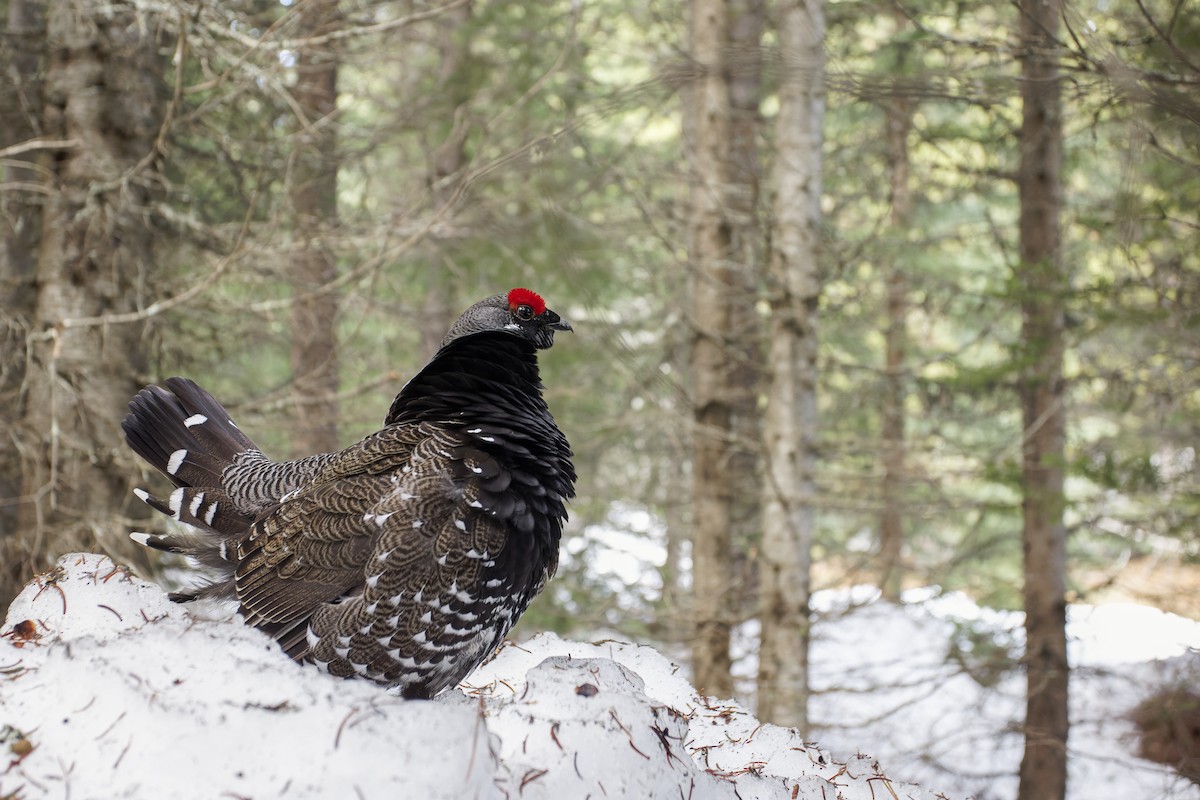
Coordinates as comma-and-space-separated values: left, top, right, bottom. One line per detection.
123, 289, 575, 698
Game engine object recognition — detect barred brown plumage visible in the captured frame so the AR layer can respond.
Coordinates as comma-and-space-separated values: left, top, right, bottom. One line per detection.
123, 290, 575, 698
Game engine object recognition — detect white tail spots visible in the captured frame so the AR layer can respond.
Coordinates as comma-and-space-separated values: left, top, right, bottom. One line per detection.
305, 626, 321, 649
467, 428, 482, 434
168, 488, 185, 519
411, 519, 424, 529
364, 512, 394, 528
470, 466, 483, 474
183, 414, 208, 428
188, 492, 205, 517
468, 499, 484, 509
485, 578, 503, 589
479, 435, 496, 443
133, 488, 150, 503
454, 519, 467, 531
436, 553, 448, 566
203, 501, 218, 526
167, 449, 187, 476
129, 532, 153, 547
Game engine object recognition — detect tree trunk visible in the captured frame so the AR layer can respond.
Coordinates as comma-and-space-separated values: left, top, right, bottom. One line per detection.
0, 0, 46, 590
661, 436, 690, 641
686, 0, 737, 700
726, 0, 766, 629
289, 0, 341, 457
9, 0, 164, 608
756, 0, 825, 732
418, 0, 473, 362
878, 9, 913, 602
1015, 0, 1069, 797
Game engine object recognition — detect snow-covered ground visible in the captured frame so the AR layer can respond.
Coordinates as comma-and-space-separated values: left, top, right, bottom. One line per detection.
0, 554, 938, 800
1, 553, 1197, 799
804, 587, 1200, 800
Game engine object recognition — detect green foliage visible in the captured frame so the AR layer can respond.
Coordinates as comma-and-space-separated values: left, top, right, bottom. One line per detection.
813, 0, 1200, 613
71, 0, 1199, 642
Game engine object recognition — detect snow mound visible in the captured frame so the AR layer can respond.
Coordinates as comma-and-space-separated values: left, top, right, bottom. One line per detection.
1, 554, 940, 800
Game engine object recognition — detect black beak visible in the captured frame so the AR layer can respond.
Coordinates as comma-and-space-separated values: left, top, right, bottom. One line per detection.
546, 310, 573, 333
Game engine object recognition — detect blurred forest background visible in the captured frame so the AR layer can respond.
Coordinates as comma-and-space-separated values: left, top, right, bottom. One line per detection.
1, 0, 1197, 796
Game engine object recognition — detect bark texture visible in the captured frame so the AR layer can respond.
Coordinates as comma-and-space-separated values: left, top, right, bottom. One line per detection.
7, 0, 164, 610
0, 0, 45, 571
1015, 0, 1070, 797
289, 0, 342, 457
725, 0, 765, 629
686, 0, 737, 699
756, 0, 825, 731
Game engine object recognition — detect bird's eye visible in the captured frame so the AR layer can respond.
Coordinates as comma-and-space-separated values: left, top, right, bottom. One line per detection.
515, 304, 534, 321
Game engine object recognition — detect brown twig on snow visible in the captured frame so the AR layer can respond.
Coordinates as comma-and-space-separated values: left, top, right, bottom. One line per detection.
333, 707, 359, 750
518, 768, 548, 793
97, 605, 123, 622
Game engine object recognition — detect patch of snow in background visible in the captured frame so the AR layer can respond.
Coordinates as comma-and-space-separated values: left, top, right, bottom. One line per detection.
1068, 602, 1200, 665
554, 510, 1200, 800
807, 587, 1200, 800
563, 502, 669, 601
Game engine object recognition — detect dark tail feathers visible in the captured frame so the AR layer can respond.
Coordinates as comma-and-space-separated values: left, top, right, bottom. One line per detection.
123, 377, 259, 543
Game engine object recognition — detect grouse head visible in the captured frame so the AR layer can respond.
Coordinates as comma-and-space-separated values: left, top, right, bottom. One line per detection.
442, 288, 572, 351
